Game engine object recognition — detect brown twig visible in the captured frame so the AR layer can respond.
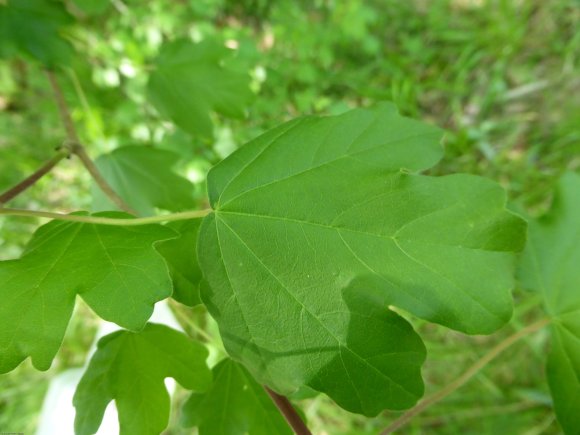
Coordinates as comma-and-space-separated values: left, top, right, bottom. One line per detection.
265, 387, 312, 435
70, 143, 137, 214
46, 71, 80, 143
45, 70, 136, 215
380, 317, 551, 434
0, 149, 69, 205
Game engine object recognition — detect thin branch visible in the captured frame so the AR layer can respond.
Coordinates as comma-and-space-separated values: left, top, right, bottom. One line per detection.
265, 387, 312, 435
70, 143, 137, 214
418, 401, 539, 426
0, 149, 69, 205
0, 207, 212, 226
46, 70, 136, 215
46, 70, 80, 143
381, 317, 551, 435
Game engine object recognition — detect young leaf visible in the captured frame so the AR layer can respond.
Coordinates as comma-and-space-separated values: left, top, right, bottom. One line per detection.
181, 358, 292, 435
93, 146, 196, 216
73, 323, 212, 435
0, 213, 176, 374
157, 219, 203, 306
0, 0, 73, 66
519, 172, 580, 433
198, 103, 526, 415
147, 39, 253, 139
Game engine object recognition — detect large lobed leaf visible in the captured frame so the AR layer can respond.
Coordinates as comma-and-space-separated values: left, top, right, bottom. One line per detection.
198, 103, 527, 415
147, 39, 253, 139
520, 172, 580, 434
0, 213, 176, 373
74, 323, 212, 435
181, 358, 291, 435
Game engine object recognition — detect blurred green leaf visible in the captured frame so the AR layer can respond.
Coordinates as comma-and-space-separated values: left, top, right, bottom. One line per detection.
0, 0, 73, 66
520, 172, 580, 434
147, 39, 253, 139
72, 0, 110, 16
93, 146, 197, 216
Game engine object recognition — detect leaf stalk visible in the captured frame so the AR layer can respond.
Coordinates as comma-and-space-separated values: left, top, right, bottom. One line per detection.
0, 207, 212, 226
265, 387, 312, 435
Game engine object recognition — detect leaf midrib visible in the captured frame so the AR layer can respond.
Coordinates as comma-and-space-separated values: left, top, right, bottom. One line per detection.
216, 215, 419, 400
217, 208, 506, 324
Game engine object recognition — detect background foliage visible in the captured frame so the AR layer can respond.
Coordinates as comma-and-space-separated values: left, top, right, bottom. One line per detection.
0, 0, 579, 433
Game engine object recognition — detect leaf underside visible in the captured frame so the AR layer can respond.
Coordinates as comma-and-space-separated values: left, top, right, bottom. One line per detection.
74, 323, 212, 435
198, 103, 526, 415
157, 219, 204, 306
0, 213, 176, 373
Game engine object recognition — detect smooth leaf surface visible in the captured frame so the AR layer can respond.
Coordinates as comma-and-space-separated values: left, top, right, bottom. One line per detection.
74, 323, 212, 435
0, 213, 176, 373
520, 172, 580, 433
157, 219, 203, 306
147, 39, 253, 139
181, 358, 291, 435
198, 103, 526, 415
93, 146, 196, 216
0, 0, 73, 66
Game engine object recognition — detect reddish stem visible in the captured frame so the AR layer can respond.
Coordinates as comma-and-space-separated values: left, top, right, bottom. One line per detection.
265, 387, 312, 435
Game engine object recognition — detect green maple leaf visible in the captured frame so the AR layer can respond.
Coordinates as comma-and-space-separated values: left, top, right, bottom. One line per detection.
147, 39, 253, 139
74, 323, 212, 435
520, 172, 580, 434
0, 213, 176, 373
181, 358, 291, 435
198, 103, 526, 415
93, 146, 197, 216
157, 219, 203, 306
0, 0, 73, 66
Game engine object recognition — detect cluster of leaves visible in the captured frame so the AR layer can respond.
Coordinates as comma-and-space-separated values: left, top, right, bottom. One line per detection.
0, 0, 579, 434
0, 99, 529, 432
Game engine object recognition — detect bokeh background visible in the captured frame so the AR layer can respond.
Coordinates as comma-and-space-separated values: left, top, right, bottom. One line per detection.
0, 0, 578, 433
